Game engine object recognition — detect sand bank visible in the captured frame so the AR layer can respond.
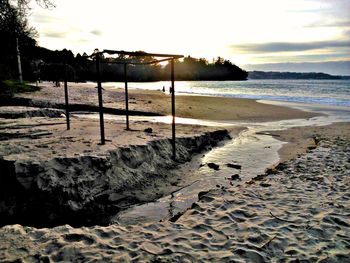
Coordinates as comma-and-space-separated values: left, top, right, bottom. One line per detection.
0, 115, 237, 161
270, 122, 350, 163
0, 114, 244, 227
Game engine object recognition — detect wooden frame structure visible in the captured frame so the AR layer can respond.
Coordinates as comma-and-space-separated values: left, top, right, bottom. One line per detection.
93, 49, 183, 160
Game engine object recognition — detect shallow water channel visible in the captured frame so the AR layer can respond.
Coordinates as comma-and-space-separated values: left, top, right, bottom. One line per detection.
75, 103, 350, 225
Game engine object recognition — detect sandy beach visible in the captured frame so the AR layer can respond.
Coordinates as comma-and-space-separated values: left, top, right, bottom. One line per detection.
17, 81, 319, 121
0, 82, 349, 262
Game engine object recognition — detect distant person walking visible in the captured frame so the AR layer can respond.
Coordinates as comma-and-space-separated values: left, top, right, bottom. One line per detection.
55, 79, 60, 87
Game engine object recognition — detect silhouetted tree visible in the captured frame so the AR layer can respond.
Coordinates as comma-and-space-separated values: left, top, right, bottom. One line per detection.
16, 0, 55, 9
0, 0, 55, 80
0, 0, 36, 79
161, 56, 247, 81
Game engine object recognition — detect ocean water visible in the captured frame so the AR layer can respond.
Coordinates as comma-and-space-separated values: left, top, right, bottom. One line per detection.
105, 79, 350, 107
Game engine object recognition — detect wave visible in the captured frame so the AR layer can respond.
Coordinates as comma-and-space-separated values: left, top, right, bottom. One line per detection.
105, 79, 350, 107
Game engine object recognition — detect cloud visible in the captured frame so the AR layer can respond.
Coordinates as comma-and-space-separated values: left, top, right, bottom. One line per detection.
32, 14, 61, 24
247, 52, 350, 63
90, 30, 103, 36
75, 38, 89, 43
343, 29, 350, 38
305, 19, 350, 28
289, 0, 350, 22
43, 31, 68, 38
230, 40, 350, 53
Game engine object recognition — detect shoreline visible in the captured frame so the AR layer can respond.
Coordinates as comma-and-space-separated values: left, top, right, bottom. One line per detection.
21, 81, 321, 122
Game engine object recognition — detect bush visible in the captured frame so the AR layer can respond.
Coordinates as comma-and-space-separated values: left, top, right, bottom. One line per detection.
0, 80, 40, 97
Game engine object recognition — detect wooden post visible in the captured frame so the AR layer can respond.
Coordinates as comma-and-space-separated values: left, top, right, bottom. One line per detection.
16, 37, 23, 83
124, 63, 130, 130
63, 62, 70, 130
96, 53, 105, 144
171, 59, 176, 160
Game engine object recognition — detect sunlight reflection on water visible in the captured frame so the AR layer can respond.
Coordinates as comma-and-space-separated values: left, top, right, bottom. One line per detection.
73, 113, 233, 127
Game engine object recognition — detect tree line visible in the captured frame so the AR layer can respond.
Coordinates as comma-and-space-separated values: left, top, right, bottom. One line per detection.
248, 71, 342, 80
58, 54, 248, 82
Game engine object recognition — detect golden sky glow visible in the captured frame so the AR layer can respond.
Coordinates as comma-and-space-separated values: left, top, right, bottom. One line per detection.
28, 0, 350, 69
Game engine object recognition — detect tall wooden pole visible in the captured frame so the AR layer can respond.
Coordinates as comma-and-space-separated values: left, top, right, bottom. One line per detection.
16, 38, 23, 83
64, 62, 70, 130
96, 53, 105, 144
171, 59, 176, 160
124, 63, 130, 130
16, 1, 23, 83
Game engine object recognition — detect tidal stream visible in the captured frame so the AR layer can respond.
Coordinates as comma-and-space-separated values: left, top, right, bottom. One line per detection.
74, 102, 350, 225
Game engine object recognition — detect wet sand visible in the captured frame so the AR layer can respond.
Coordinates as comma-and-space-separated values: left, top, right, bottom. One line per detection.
271, 122, 350, 162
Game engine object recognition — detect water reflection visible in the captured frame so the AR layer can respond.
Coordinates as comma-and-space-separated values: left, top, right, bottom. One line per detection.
73, 113, 233, 127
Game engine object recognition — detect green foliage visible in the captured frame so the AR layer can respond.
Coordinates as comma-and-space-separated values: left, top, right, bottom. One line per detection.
0, 80, 40, 97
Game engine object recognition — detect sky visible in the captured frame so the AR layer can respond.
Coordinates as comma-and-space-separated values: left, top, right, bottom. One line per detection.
28, 0, 350, 75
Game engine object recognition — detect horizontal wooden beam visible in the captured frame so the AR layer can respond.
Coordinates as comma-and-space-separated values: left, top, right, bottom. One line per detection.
102, 49, 184, 59
100, 57, 174, 65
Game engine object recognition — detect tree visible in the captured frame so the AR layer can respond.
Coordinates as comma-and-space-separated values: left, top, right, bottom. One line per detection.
0, 0, 33, 80
0, 1, 34, 37
15, 0, 55, 10
0, 0, 55, 80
